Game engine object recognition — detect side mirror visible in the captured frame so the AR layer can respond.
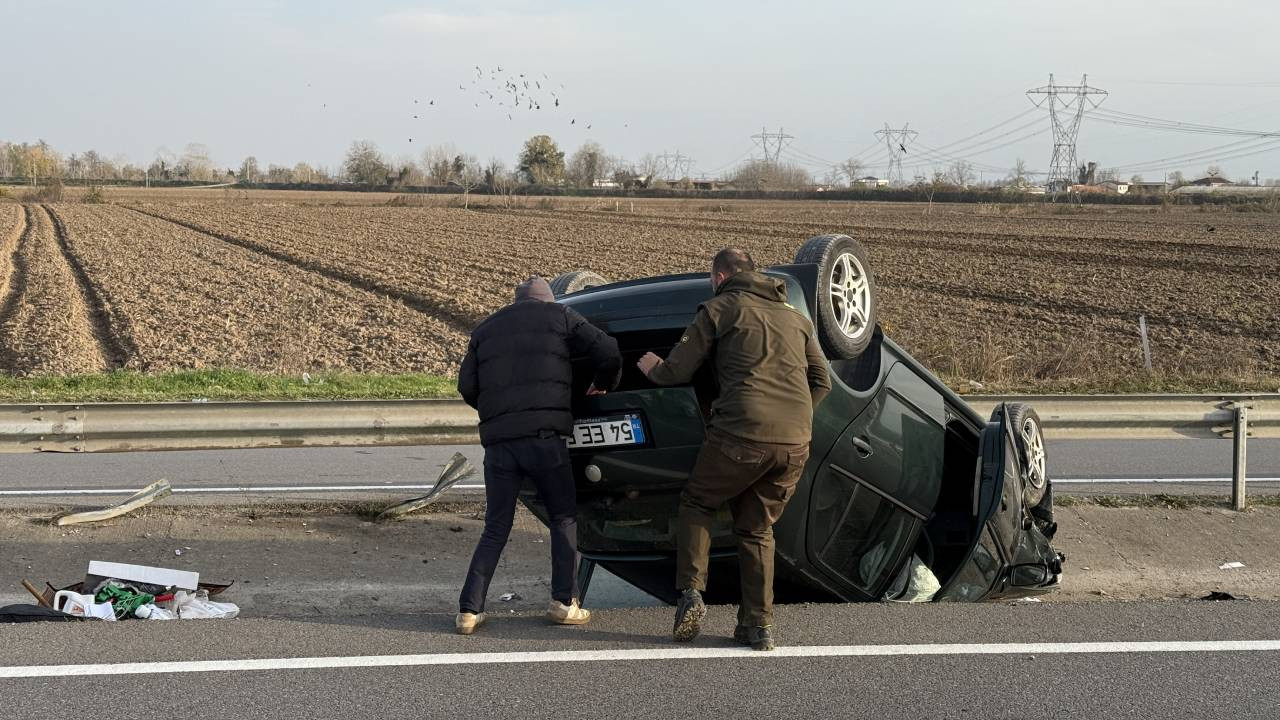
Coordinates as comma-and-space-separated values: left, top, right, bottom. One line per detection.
1009, 564, 1050, 587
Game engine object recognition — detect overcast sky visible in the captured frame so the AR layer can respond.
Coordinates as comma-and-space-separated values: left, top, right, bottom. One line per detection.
5, 0, 1279, 182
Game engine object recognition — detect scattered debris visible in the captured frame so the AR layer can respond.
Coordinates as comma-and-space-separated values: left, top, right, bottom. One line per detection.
21, 561, 237, 623
499, 592, 521, 602
1218, 561, 1246, 570
54, 479, 172, 526
375, 453, 476, 522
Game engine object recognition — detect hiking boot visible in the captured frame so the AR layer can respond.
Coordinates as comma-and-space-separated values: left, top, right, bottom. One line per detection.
735, 625, 775, 651
672, 589, 706, 642
548, 599, 591, 625
455, 611, 486, 635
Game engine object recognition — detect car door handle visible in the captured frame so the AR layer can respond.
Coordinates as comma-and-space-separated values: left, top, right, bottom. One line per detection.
851, 437, 873, 457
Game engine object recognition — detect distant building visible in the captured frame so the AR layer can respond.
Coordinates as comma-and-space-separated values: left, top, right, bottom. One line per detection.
1172, 184, 1279, 196
1128, 181, 1169, 194
854, 176, 889, 189
1187, 174, 1234, 187
1069, 180, 1129, 195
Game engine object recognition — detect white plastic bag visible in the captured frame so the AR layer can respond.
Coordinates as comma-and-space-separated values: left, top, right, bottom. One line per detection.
163, 590, 240, 619
899, 555, 941, 603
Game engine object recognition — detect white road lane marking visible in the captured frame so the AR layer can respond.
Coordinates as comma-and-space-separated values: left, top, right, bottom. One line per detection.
0, 484, 486, 496
4, 478, 1278, 497
1057, 477, 1280, 484
2, 641, 1278, 678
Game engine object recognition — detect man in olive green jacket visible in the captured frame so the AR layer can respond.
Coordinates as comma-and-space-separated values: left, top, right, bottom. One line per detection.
638, 248, 831, 651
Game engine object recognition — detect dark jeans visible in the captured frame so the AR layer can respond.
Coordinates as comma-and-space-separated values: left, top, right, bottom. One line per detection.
459, 435, 580, 614
676, 428, 809, 627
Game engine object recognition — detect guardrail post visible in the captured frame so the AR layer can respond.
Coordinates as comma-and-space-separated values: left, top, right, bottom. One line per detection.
1232, 403, 1249, 511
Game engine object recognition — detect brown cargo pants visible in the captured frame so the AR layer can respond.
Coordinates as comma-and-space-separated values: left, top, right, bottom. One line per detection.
676, 427, 809, 628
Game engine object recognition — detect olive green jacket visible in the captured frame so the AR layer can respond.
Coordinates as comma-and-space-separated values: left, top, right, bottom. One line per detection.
647, 271, 831, 444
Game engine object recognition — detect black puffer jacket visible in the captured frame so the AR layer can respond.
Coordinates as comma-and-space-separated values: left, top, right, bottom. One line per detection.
458, 299, 621, 446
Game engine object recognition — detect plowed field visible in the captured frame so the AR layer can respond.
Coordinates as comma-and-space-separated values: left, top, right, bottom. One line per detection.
0, 197, 1276, 389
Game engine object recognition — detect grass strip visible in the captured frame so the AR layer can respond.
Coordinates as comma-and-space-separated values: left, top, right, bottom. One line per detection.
0, 369, 458, 403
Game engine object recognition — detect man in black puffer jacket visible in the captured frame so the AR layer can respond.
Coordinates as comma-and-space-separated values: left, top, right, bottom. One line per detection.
454, 276, 621, 635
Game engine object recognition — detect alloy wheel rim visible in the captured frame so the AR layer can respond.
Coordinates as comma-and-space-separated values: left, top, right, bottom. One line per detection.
1021, 417, 1047, 490
828, 252, 871, 340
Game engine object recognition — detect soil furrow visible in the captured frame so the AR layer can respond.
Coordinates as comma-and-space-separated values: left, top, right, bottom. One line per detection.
125, 206, 484, 334
42, 204, 132, 368
0, 205, 32, 365
0, 206, 110, 374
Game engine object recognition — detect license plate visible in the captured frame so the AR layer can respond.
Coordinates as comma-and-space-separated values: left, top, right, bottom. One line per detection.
566, 414, 646, 449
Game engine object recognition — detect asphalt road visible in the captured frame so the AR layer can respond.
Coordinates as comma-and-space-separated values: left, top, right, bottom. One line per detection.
2, 601, 1277, 717
0, 438, 1276, 502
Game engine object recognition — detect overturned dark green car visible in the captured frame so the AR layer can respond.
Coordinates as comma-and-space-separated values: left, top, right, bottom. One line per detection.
521, 234, 1063, 605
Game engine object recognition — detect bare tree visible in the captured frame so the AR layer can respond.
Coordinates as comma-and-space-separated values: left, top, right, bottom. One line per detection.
840, 158, 865, 186
731, 159, 812, 189
634, 154, 661, 186
421, 144, 458, 185
238, 156, 260, 183
451, 153, 484, 208
946, 160, 975, 188
1006, 158, 1031, 188
343, 140, 390, 185
567, 141, 608, 188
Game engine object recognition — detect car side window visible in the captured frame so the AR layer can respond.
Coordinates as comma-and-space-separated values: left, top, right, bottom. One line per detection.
814, 475, 919, 594
939, 527, 1002, 602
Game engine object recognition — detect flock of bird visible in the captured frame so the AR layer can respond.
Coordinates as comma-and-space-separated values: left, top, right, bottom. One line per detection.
314, 66, 628, 145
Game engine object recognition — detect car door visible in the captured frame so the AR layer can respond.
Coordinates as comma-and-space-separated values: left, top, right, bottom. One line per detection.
936, 406, 1021, 601
805, 364, 946, 599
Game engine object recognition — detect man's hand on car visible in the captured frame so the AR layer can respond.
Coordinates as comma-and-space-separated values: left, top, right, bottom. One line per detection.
637, 352, 662, 377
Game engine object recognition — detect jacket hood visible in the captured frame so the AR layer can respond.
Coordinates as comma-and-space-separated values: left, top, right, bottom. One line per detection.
716, 270, 787, 302
514, 276, 555, 303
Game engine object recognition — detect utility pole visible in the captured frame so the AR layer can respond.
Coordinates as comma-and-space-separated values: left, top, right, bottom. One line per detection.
1027, 73, 1108, 193
874, 123, 918, 186
750, 127, 794, 164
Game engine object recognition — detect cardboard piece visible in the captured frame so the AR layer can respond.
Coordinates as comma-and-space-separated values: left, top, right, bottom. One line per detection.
85, 561, 199, 591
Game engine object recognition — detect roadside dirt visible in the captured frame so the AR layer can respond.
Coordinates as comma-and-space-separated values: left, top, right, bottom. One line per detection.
2, 503, 1274, 617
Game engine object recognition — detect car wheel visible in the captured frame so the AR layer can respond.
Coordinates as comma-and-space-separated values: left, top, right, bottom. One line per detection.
991, 403, 1049, 507
549, 270, 609, 298
794, 234, 877, 359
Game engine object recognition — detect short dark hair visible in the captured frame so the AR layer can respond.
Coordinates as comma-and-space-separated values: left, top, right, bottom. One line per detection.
712, 248, 755, 276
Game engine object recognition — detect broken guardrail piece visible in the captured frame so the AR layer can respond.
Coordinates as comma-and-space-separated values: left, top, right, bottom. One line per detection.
53, 479, 172, 526
375, 453, 476, 522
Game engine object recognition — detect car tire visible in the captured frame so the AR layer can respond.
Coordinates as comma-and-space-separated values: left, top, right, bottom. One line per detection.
549, 270, 610, 298
794, 234, 878, 359
990, 403, 1049, 507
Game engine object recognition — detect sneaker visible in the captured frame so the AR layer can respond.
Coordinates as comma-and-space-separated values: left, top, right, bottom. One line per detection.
672, 589, 706, 642
734, 625, 775, 651
547, 599, 591, 625
456, 611, 486, 635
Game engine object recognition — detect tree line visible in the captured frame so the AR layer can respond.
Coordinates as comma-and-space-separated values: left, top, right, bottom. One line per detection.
5, 136, 1277, 193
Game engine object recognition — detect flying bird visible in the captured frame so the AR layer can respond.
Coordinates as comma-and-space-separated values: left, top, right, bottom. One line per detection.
555, 98, 559, 107
571, 119, 575, 124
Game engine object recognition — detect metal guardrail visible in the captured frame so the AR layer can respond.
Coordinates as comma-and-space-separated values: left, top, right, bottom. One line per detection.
0, 400, 479, 453
0, 393, 1274, 506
